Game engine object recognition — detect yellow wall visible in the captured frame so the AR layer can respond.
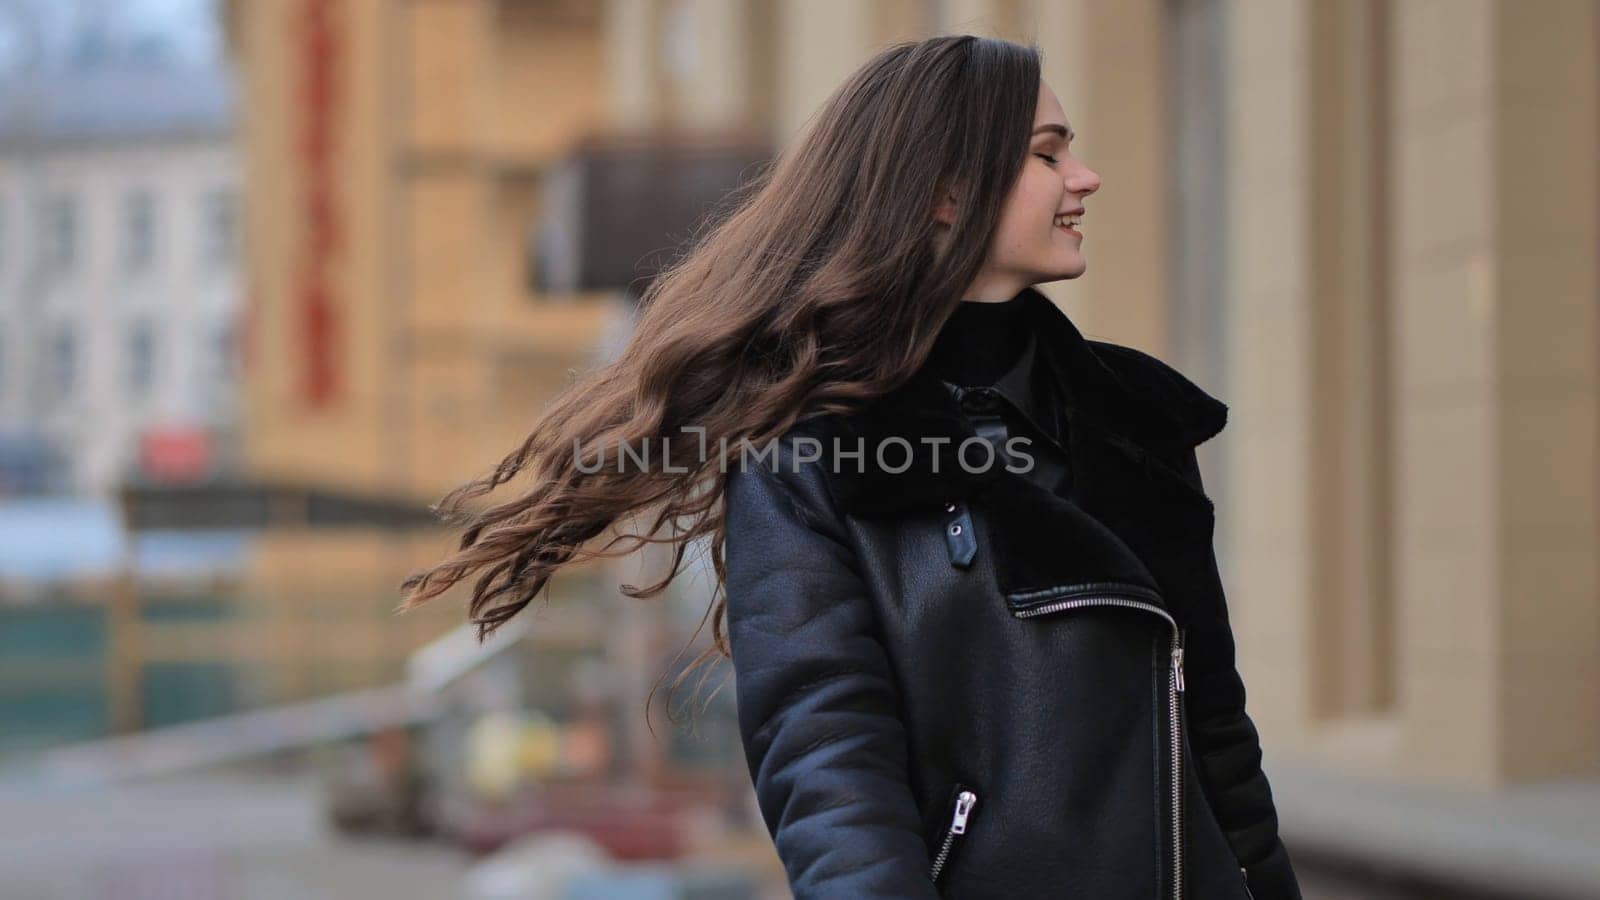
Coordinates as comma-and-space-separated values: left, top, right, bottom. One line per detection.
232, 0, 612, 504
220, 0, 617, 707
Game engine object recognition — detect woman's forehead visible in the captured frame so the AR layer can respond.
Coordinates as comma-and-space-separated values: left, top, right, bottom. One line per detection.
1035, 80, 1070, 129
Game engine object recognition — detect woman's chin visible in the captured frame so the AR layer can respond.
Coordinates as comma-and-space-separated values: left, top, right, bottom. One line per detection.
1051, 256, 1087, 279
1025, 253, 1087, 284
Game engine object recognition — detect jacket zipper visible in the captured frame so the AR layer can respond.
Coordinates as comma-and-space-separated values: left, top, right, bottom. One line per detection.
929, 788, 977, 882
1240, 866, 1256, 899
1013, 594, 1186, 900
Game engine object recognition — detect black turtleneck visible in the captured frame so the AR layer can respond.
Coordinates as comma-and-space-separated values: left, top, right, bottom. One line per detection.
926, 293, 1033, 388
924, 291, 1074, 496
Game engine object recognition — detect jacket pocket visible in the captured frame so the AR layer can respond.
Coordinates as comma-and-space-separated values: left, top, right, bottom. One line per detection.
929, 782, 979, 883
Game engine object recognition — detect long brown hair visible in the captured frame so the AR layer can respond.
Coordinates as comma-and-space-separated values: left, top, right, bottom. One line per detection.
398, 35, 1043, 727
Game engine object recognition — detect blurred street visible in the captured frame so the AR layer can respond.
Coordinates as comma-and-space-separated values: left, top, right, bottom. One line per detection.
0, 763, 473, 900
3, 759, 1589, 900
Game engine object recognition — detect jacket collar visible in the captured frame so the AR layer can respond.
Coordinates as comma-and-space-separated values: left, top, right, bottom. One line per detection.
938, 326, 1052, 442
818, 286, 1229, 519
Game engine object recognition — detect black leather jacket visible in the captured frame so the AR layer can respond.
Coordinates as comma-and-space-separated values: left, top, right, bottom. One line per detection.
723, 287, 1302, 899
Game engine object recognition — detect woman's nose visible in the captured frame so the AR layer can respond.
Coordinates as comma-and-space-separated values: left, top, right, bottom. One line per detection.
1069, 165, 1101, 197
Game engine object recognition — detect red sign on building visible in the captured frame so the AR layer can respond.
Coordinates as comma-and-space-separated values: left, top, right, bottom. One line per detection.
294, 0, 343, 407
140, 427, 213, 482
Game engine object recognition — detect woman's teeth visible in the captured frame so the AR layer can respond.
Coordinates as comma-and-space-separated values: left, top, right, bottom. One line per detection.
1055, 214, 1081, 229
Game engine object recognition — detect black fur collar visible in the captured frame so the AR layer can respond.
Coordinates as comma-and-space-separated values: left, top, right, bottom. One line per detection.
809, 286, 1229, 519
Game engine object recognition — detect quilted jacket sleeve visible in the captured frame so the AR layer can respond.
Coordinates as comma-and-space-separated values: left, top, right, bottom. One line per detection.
1175, 447, 1304, 900
722, 447, 940, 899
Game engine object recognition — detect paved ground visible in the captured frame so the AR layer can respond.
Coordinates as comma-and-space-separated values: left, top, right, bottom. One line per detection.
1271, 760, 1600, 900
0, 766, 473, 900
0, 759, 1582, 899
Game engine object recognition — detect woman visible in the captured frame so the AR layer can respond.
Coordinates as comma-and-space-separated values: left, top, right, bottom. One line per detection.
400, 35, 1301, 899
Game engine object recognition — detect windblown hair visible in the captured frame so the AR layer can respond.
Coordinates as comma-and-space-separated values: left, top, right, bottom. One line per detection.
398, 34, 1043, 727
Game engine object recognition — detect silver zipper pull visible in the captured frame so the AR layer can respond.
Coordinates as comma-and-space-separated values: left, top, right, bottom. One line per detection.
1172, 646, 1185, 693
951, 791, 976, 834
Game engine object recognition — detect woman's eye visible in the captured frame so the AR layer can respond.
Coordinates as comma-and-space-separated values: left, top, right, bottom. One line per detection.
1035, 153, 1059, 165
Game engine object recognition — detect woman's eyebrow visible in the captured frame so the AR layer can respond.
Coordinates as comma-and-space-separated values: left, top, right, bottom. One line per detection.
1032, 123, 1073, 141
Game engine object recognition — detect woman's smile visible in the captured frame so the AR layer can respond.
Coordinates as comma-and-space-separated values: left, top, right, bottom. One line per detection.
1054, 210, 1083, 239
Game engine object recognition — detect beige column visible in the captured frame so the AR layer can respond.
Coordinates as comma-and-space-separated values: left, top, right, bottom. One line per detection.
939, 0, 1024, 38
1390, 0, 1501, 787
1306, 0, 1396, 731
662, 0, 760, 132
1028, 0, 1090, 140
1489, 0, 1600, 783
774, 0, 876, 142
1390, 0, 1600, 787
605, 0, 665, 132
874, 0, 935, 42
1222, 0, 1317, 750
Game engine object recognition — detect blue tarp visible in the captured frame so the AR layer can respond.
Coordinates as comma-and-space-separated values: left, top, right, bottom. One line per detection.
0, 497, 252, 582
0, 497, 125, 581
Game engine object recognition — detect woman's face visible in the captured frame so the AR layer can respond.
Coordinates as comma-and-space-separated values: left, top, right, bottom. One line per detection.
939, 79, 1102, 299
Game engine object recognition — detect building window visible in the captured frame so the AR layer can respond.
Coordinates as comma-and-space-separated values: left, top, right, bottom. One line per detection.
50, 327, 77, 397
123, 189, 158, 273
44, 193, 78, 274
205, 321, 236, 382
127, 319, 157, 395
201, 188, 237, 268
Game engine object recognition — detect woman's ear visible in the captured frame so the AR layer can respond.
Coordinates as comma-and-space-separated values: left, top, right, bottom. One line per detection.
932, 189, 958, 227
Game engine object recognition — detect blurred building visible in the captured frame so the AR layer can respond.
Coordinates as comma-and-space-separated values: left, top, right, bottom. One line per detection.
215, 0, 748, 785
0, 63, 241, 494
223, 0, 615, 503
211, 0, 1598, 894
